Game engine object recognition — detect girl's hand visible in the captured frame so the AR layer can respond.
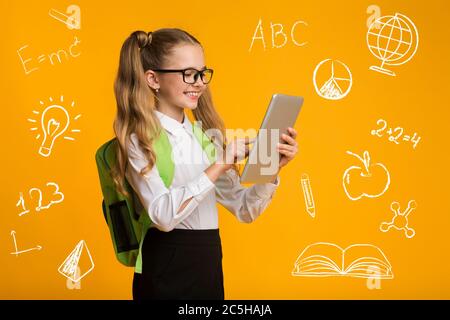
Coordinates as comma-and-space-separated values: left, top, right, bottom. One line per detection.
277, 127, 298, 169
216, 137, 255, 171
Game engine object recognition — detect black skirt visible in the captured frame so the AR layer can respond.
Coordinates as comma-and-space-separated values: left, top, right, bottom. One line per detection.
132, 227, 224, 300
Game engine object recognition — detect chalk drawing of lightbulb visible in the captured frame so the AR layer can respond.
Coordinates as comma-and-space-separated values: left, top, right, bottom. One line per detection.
28, 96, 81, 157
39, 106, 69, 157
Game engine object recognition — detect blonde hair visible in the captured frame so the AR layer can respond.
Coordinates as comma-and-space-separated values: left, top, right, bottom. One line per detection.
112, 28, 238, 196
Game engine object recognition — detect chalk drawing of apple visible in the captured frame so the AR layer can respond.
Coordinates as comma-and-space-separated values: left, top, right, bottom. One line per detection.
342, 150, 390, 201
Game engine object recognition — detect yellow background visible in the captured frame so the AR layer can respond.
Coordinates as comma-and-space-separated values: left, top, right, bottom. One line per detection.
1, 0, 449, 299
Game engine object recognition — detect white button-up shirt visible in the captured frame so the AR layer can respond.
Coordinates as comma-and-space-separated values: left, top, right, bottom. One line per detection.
125, 110, 280, 231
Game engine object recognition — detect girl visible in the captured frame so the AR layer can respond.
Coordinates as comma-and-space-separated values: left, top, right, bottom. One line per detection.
112, 28, 298, 300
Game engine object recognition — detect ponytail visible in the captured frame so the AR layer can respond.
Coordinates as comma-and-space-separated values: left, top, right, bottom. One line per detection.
112, 30, 159, 197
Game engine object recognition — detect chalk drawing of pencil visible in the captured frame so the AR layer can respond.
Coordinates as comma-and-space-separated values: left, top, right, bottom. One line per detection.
48, 8, 80, 29
301, 173, 316, 218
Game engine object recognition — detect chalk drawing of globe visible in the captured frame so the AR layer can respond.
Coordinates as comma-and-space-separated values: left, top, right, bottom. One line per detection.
367, 13, 419, 76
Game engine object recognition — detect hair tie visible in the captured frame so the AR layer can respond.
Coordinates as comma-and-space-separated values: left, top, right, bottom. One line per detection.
147, 31, 153, 46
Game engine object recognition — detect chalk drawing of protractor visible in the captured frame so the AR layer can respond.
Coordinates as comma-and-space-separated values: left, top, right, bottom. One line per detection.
58, 240, 94, 282
10, 230, 42, 256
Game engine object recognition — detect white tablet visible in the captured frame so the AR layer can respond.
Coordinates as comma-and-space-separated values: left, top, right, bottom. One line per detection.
240, 93, 304, 184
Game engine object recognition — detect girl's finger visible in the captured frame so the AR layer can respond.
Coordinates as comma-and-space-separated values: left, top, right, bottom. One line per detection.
278, 149, 295, 158
277, 143, 296, 152
281, 133, 297, 146
236, 145, 250, 159
287, 127, 297, 139
243, 137, 256, 144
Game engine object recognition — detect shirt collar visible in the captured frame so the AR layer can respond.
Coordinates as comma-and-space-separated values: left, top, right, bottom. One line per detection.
154, 109, 193, 137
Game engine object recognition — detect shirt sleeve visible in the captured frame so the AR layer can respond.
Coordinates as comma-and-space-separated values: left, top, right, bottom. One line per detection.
125, 135, 215, 232
214, 167, 280, 223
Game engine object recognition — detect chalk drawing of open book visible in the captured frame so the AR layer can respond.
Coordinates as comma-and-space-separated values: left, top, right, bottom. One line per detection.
291, 242, 394, 279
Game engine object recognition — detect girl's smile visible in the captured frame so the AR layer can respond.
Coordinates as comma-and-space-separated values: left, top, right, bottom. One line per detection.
184, 91, 201, 101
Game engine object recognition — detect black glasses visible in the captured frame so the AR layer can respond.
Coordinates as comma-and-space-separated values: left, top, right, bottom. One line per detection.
153, 67, 214, 84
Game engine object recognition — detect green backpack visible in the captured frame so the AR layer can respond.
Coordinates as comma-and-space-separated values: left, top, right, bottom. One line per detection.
95, 122, 217, 273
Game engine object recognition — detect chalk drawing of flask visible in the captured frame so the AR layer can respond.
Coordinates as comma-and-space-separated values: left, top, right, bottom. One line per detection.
39, 105, 70, 157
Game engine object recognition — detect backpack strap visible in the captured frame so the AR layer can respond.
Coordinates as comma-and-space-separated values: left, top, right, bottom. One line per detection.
134, 212, 151, 274
153, 128, 175, 187
134, 129, 174, 274
192, 121, 217, 165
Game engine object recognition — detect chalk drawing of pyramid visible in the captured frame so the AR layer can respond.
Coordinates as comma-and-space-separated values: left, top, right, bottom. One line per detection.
58, 240, 94, 282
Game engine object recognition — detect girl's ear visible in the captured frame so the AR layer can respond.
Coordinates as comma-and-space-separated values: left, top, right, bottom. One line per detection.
144, 70, 159, 90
